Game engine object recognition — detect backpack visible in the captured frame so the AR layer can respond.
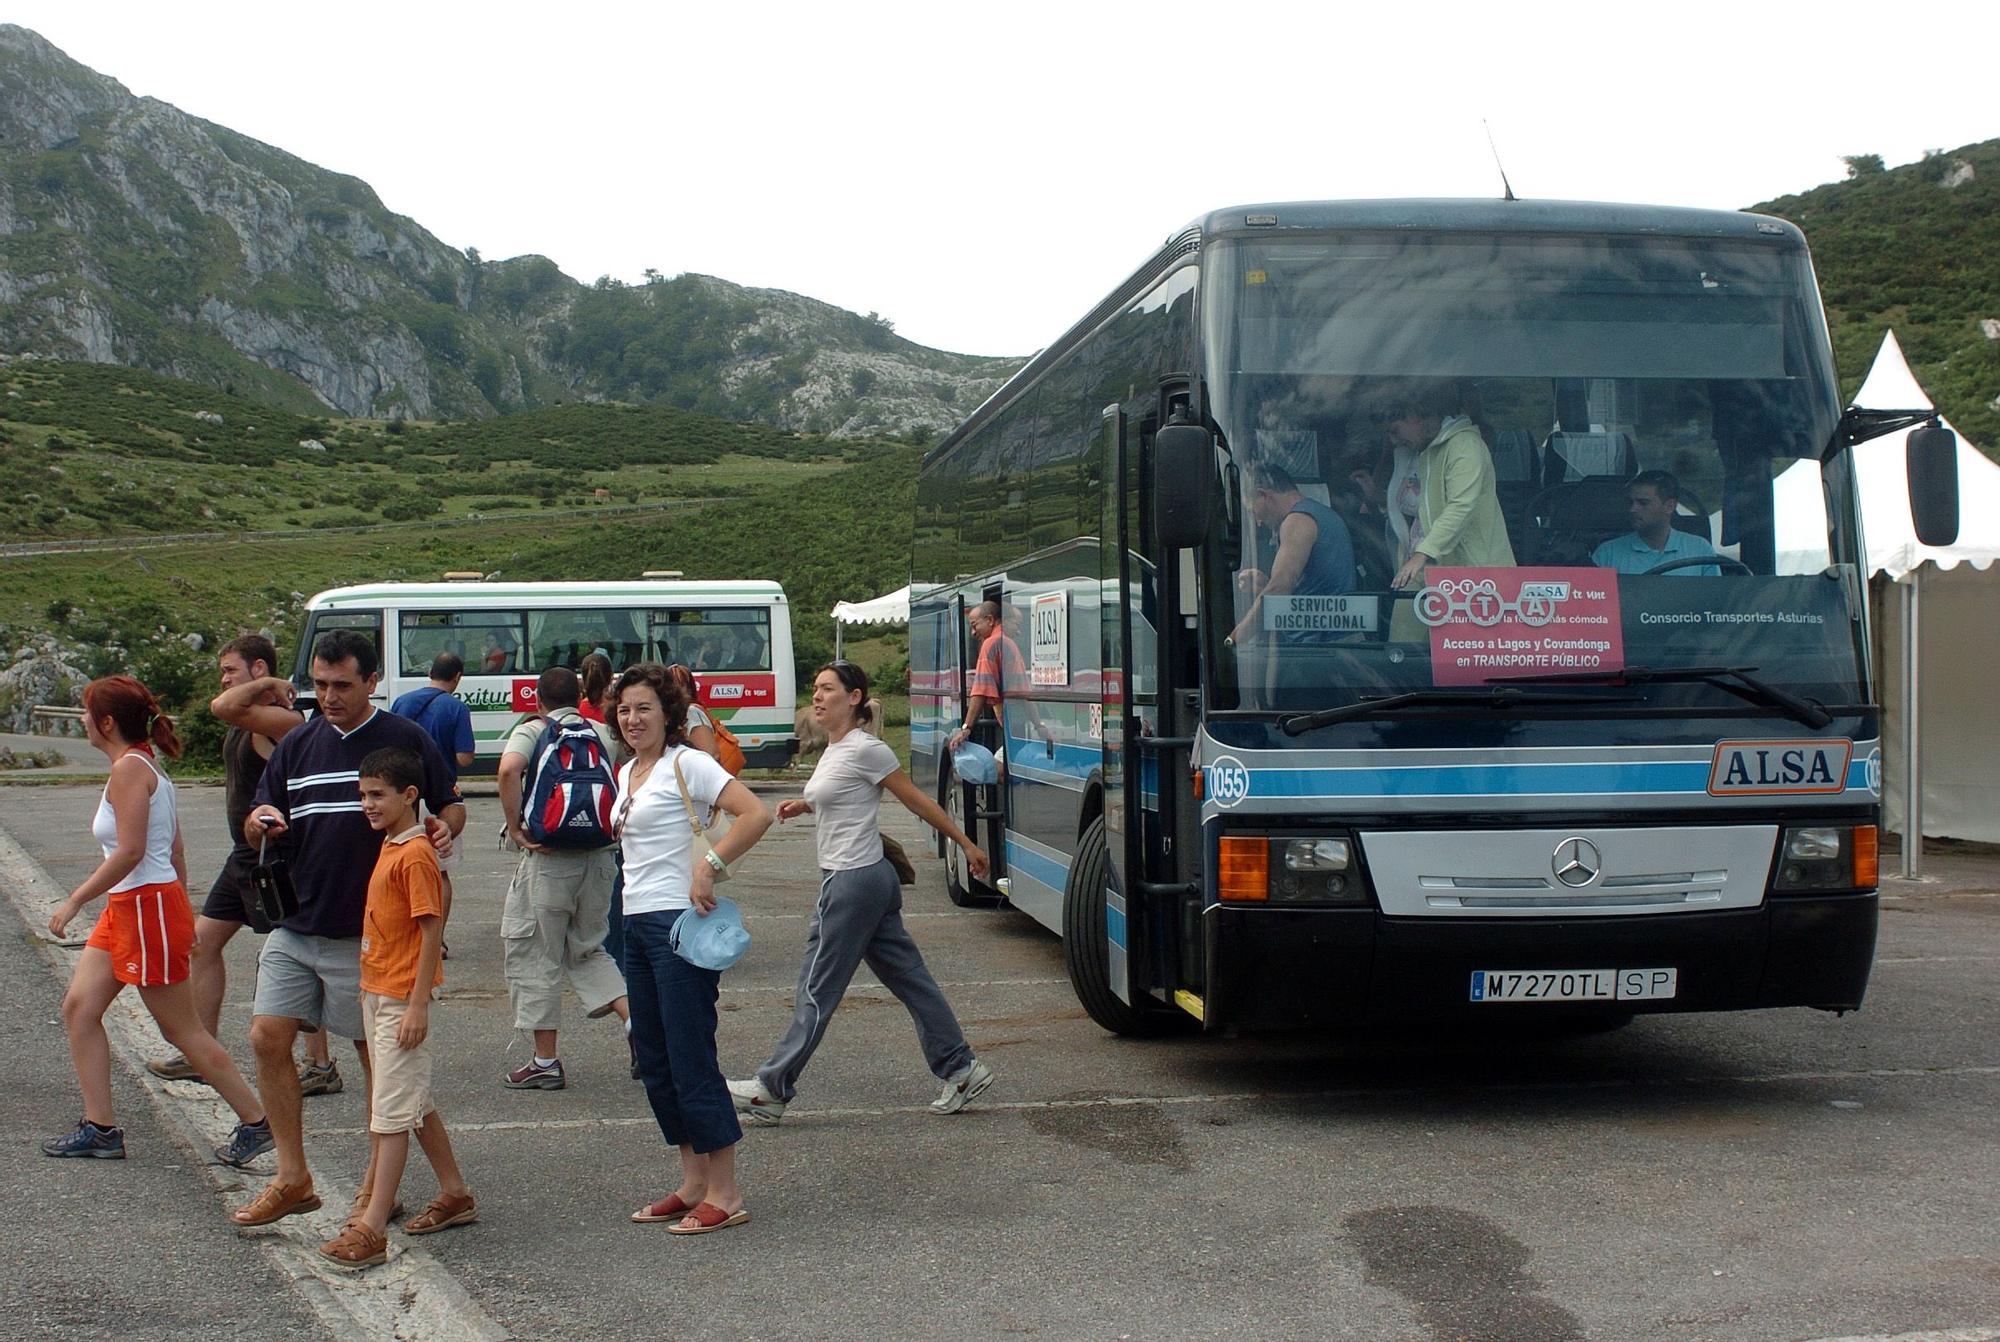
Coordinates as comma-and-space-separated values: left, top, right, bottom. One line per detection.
522, 715, 618, 849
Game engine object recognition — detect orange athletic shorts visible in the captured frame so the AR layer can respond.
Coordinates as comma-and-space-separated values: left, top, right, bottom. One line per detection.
86, 882, 194, 987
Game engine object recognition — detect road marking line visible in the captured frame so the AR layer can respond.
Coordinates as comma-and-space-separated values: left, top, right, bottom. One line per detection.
718, 977, 1066, 995
1801, 1330, 2000, 1342
0, 826, 510, 1342
1875, 955, 2000, 964
308, 1062, 2000, 1137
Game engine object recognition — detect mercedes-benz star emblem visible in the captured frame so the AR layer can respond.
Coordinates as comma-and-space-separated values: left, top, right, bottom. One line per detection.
1552, 837, 1602, 888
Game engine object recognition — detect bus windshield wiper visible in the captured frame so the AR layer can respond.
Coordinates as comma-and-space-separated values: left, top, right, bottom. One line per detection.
1482, 664, 1832, 730
1277, 687, 1630, 735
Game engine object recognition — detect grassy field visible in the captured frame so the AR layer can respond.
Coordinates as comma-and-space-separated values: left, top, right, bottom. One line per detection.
0, 360, 894, 540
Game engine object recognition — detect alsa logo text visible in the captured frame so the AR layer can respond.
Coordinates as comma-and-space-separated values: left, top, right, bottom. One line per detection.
1708, 740, 1852, 795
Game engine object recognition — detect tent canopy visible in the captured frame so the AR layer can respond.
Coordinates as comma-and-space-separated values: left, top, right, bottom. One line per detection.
1773, 331, 2000, 579
830, 585, 910, 626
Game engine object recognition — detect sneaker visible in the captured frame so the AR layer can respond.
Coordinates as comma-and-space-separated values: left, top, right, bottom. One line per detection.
504, 1058, 566, 1090
146, 1053, 204, 1083
298, 1061, 343, 1097
726, 1077, 787, 1125
931, 1059, 995, 1115
42, 1119, 126, 1159
214, 1118, 274, 1168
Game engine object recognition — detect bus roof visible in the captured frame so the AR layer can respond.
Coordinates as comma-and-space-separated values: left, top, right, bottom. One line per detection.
1186, 197, 1807, 246
305, 581, 788, 610
924, 197, 1809, 468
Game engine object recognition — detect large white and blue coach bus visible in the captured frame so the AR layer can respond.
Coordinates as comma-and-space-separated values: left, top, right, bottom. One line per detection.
910, 199, 1959, 1036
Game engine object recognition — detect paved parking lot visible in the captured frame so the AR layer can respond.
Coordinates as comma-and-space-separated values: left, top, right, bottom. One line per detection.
2, 778, 1996, 1341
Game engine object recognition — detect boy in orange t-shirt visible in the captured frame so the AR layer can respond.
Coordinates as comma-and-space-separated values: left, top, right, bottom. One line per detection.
318, 747, 476, 1269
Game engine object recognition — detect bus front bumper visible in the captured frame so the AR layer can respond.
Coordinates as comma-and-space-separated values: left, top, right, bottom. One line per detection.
1197, 893, 1878, 1032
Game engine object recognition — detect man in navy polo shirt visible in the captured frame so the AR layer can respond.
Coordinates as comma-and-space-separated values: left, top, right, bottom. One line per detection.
230, 629, 466, 1228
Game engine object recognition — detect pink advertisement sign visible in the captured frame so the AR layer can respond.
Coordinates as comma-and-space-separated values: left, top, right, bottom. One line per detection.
1420, 568, 1625, 687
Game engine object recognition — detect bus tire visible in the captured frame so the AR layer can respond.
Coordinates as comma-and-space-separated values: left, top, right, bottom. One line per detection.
941, 773, 1001, 908
1063, 819, 1188, 1038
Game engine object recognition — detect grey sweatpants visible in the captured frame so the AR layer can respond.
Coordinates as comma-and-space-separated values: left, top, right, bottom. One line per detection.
757, 856, 974, 1101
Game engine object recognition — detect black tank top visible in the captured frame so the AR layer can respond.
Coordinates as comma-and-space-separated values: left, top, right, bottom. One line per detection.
223, 726, 267, 856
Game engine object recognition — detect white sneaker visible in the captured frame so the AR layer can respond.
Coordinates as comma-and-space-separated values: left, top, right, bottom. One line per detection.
726, 1077, 787, 1125
931, 1059, 994, 1115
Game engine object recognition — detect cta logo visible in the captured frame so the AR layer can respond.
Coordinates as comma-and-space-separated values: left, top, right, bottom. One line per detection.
1207, 756, 1252, 809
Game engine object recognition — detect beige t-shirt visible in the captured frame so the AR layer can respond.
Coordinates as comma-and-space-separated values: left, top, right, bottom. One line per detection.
502, 705, 615, 762
801, 730, 901, 872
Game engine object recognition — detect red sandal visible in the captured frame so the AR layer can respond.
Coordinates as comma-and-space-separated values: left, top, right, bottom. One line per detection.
631, 1192, 697, 1224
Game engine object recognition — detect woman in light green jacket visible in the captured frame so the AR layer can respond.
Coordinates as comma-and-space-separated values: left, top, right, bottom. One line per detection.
1388, 387, 1516, 589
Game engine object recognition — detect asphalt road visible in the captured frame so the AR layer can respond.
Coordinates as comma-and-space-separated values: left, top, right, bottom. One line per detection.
1, 777, 1995, 1342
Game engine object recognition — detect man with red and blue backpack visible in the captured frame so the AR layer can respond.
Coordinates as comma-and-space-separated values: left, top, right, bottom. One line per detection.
495, 665, 630, 1090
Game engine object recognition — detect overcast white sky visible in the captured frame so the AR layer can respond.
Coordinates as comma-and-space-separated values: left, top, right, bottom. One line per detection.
11, 1, 1997, 356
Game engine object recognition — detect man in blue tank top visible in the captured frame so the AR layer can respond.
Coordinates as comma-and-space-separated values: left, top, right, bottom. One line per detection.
1228, 461, 1357, 646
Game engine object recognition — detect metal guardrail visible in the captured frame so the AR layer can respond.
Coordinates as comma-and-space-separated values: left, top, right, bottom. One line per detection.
28, 705, 83, 728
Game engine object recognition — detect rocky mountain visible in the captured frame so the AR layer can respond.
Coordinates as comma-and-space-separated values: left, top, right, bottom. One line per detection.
0, 25, 1017, 435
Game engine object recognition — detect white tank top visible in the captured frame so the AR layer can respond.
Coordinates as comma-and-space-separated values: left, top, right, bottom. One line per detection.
91, 751, 179, 891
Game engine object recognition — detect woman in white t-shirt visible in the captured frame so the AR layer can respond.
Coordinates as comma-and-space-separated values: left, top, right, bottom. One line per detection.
726, 660, 995, 1128
611, 662, 771, 1235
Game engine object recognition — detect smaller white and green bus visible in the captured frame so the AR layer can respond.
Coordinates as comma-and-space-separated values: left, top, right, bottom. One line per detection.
293, 579, 796, 771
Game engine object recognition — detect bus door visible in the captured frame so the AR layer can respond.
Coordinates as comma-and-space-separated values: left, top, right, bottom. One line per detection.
1118, 389, 1206, 1009
973, 582, 1014, 885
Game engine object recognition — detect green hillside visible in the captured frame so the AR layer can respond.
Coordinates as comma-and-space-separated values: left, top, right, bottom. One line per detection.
1755, 139, 2000, 451
0, 359, 875, 539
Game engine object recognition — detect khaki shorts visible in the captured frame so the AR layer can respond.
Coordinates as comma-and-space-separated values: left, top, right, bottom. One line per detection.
361, 991, 437, 1134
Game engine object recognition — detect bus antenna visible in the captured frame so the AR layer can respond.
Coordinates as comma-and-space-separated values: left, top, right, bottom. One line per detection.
1484, 119, 1517, 202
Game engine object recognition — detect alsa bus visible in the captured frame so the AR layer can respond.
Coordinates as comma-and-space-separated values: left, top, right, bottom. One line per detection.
294, 580, 796, 771
911, 199, 1958, 1036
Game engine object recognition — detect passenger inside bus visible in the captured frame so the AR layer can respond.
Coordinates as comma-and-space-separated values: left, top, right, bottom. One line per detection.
1381, 380, 1515, 588
480, 633, 514, 674
1228, 460, 1357, 646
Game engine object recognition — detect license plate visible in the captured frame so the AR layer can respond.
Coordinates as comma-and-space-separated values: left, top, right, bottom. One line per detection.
1470, 967, 1677, 1003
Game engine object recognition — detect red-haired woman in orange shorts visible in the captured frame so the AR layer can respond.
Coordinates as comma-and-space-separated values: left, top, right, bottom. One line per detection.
43, 676, 272, 1165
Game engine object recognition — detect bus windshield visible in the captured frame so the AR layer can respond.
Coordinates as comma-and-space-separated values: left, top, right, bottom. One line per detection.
1201, 230, 1866, 717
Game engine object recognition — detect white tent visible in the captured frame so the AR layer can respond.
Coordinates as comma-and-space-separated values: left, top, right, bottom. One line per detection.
830, 585, 911, 656
1774, 332, 2000, 858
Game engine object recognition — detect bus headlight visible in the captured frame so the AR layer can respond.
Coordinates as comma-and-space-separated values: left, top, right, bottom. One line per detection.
1773, 824, 1877, 891
1283, 838, 1350, 872
1218, 834, 1365, 904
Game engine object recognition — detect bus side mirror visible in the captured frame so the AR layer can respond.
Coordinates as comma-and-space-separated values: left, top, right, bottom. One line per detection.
1154, 424, 1214, 549
1907, 425, 1959, 547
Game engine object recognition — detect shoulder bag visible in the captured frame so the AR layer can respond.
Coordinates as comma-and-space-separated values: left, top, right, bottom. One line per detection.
672, 752, 731, 883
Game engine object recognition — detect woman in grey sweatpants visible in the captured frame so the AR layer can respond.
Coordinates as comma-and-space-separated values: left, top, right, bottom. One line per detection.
727, 661, 995, 1124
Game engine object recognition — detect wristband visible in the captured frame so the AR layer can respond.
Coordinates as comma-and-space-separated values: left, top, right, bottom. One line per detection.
704, 850, 729, 876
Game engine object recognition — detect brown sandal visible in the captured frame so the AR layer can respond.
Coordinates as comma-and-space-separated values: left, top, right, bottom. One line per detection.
232, 1178, 321, 1227
405, 1192, 477, 1235
347, 1187, 405, 1226
630, 1192, 696, 1224
667, 1202, 750, 1235
318, 1221, 388, 1269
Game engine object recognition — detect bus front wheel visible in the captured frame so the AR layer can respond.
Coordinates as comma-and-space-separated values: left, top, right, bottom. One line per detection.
1063, 819, 1189, 1038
